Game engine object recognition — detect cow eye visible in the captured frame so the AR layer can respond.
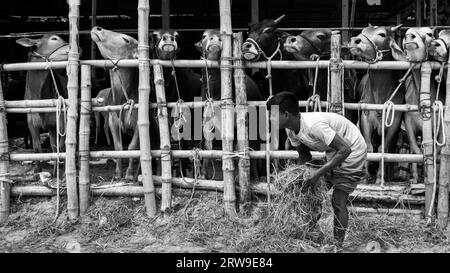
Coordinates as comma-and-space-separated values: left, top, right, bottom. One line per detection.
426, 33, 433, 37
317, 34, 325, 40
263, 27, 273, 33
378, 33, 386, 38
202, 34, 207, 39
122, 37, 130, 43
50, 36, 58, 41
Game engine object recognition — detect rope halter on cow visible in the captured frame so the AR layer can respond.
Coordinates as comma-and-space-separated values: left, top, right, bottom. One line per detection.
358, 33, 391, 64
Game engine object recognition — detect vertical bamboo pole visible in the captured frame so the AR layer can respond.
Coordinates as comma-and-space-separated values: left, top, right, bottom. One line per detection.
341, 0, 349, 44
219, 0, 237, 217
162, 0, 170, 29
251, 0, 259, 24
329, 31, 343, 115
430, 0, 438, 26
0, 77, 10, 223
420, 62, 434, 221
91, 0, 97, 80
66, 0, 80, 220
437, 64, 450, 229
79, 64, 91, 215
138, 0, 157, 218
153, 64, 172, 214
233, 32, 251, 209
416, 0, 422, 27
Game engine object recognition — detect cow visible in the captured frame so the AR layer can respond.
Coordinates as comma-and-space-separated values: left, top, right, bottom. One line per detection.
242, 15, 312, 173
348, 24, 405, 184
150, 29, 203, 177
16, 35, 70, 175
94, 88, 112, 147
398, 27, 444, 183
242, 15, 311, 100
283, 29, 360, 123
195, 29, 263, 179
91, 26, 140, 180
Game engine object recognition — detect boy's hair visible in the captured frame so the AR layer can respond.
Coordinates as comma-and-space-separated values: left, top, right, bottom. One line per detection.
266, 91, 300, 116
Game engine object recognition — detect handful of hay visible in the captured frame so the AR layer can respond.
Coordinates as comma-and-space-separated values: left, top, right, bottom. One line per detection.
257, 163, 330, 240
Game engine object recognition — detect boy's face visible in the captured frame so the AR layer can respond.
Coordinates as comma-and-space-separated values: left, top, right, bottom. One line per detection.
270, 108, 290, 129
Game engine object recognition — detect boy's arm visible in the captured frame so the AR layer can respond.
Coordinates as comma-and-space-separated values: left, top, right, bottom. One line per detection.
296, 143, 312, 164
304, 134, 351, 190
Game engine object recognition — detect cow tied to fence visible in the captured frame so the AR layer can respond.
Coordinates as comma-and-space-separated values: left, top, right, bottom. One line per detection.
91, 26, 142, 180
194, 29, 263, 179
283, 29, 360, 123
348, 24, 405, 184
150, 29, 203, 177
16, 35, 71, 175
396, 27, 445, 183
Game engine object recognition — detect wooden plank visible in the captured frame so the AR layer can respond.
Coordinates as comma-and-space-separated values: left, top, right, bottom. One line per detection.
341, 0, 349, 43
416, 0, 422, 27
251, 0, 259, 24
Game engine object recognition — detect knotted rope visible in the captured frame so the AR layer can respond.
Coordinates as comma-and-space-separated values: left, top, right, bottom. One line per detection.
306, 54, 322, 112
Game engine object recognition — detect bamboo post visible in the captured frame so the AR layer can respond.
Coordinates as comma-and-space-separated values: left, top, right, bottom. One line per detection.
91, 0, 97, 79
233, 32, 251, 209
420, 62, 434, 221
162, 0, 170, 29
79, 64, 91, 215
416, 0, 422, 27
329, 31, 343, 115
153, 64, 172, 214
219, 0, 237, 217
66, 0, 81, 220
437, 62, 450, 229
0, 75, 10, 223
138, 0, 157, 218
341, 0, 349, 44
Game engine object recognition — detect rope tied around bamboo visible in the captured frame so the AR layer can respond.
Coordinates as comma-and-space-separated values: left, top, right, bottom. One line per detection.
305, 54, 322, 113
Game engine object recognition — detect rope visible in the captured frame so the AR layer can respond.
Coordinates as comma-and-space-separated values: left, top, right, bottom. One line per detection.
306, 55, 322, 113
183, 148, 202, 220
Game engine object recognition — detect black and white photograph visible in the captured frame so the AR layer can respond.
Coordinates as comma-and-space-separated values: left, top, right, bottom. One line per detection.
0, 0, 450, 259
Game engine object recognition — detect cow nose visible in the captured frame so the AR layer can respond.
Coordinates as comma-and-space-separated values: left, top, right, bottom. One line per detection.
244, 42, 252, 49
354, 38, 361, 45
95, 26, 102, 32
431, 41, 440, 47
290, 36, 297, 43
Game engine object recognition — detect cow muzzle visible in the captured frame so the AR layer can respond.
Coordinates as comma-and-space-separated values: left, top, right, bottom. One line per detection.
403, 35, 427, 62
242, 41, 259, 61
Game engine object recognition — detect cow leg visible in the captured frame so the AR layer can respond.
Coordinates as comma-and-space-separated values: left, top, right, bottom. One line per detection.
360, 113, 373, 183
376, 117, 402, 185
48, 129, 59, 178
103, 113, 112, 146
28, 114, 43, 173
94, 112, 101, 147
125, 128, 140, 180
406, 126, 421, 184
109, 113, 123, 179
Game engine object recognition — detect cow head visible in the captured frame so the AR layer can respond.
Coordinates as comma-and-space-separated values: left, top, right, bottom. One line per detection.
242, 15, 286, 61
284, 29, 332, 60
91, 26, 138, 60
429, 30, 450, 62
16, 34, 70, 61
195, 29, 222, 60
402, 27, 434, 62
151, 29, 179, 60
348, 24, 404, 62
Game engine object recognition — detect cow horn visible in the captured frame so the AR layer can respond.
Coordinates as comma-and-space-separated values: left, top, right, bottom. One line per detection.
274, 14, 286, 25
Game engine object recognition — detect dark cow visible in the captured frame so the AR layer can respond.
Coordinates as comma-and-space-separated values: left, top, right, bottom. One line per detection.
94, 88, 112, 147
195, 29, 263, 179
283, 29, 359, 122
150, 29, 203, 177
16, 35, 70, 174
91, 26, 139, 180
242, 15, 311, 100
399, 27, 444, 183
348, 24, 405, 184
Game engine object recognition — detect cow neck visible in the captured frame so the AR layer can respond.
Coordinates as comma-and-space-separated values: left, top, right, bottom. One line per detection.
406, 68, 438, 105
110, 67, 138, 103
364, 54, 400, 103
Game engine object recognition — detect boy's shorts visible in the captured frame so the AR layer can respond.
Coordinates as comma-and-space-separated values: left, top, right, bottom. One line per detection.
324, 151, 366, 194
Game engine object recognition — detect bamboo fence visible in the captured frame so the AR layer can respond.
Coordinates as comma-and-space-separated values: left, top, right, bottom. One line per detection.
137, 0, 157, 218
0, 74, 10, 223
66, 0, 81, 220
79, 64, 91, 215
0, 0, 448, 226
219, 0, 237, 217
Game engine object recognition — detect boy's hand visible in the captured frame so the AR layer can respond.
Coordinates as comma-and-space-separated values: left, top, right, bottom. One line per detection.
302, 173, 320, 194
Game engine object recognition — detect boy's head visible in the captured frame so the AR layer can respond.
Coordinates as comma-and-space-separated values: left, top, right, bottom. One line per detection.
266, 91, 300, 129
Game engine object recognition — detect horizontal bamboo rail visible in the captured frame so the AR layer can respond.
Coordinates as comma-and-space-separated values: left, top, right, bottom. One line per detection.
5, 99, 103, 108
8, 150, 426, 163
2, 25, 450, 40
2, 60, 449, 72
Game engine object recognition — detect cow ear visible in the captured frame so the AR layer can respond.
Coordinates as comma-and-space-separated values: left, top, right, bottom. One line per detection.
194, 41, 203, 53
16, 38, 37, 47
391, 24, 402, 32
368, 23, 373, 27
174, 31, 179, 40
274, 14, 285, 25
389, 38, 407, 61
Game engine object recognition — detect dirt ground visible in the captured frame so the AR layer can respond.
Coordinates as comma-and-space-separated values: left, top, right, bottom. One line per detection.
1, 189, 449, 253
1, 138, 450, 253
